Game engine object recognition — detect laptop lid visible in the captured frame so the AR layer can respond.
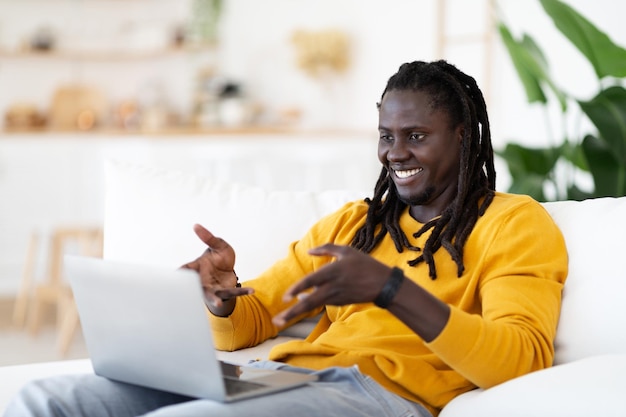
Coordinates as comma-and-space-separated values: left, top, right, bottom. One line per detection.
65, 255, 316, 402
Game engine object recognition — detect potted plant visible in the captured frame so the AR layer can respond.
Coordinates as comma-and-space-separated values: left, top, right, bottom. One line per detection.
497, 0, 626, 201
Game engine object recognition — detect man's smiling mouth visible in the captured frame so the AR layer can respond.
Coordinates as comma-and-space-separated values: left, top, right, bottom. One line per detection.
394, 168, 423, 179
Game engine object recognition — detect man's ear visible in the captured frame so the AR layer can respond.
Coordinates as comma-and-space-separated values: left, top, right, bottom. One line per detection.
455, 124, 465, 144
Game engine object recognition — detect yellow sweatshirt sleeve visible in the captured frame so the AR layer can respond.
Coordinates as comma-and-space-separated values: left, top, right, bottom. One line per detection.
425, 196, 567, 389
209, 201, 367, 351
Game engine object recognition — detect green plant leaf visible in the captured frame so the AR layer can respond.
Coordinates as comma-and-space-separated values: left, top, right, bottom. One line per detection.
498, 23, 547, 105
497, 143, 565, 201
497, 23, 567, 110
498, 143, 561, 177
559, 140, 589, 171
540, 0, 626, 78
565, 184, 593, 201
521, 34, 569, 111
582, 134, 626, 197
578, 86, 626, 166
496, 0, 626, 200
508, 174, 547, 202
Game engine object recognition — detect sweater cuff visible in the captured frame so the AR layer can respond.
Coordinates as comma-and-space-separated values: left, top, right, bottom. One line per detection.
425, 306, 480, 364
207, 311, 237, 351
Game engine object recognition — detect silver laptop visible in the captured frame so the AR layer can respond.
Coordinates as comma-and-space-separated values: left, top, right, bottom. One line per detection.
65, 255, 317, 402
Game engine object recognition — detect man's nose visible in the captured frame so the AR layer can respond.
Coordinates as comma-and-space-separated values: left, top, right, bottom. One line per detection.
387, 139, 411, 161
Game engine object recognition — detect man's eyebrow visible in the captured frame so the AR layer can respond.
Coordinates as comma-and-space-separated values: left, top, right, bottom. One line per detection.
378, 124, 425, 131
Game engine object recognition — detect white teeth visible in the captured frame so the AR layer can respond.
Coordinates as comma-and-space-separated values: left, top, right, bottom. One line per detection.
394, 168, 422, 178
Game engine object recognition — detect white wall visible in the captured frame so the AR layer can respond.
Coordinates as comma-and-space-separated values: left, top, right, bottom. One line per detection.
216, 0, 440, 130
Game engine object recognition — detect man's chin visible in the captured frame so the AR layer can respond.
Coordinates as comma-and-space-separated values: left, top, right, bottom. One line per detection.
397, 187, 434, 207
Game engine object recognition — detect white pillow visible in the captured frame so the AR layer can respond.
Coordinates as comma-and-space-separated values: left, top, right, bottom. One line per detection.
440, 354, 626, 417
103, 159, 369, 281
544, 197, 626, 364
542, 197, 626, 364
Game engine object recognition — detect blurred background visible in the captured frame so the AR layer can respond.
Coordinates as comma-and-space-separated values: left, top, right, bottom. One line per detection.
2, 0, 622, 140
0, 0, 624, 363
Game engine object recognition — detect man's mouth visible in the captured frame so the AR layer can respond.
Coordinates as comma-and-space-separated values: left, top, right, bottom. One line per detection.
394, 168, 423, 179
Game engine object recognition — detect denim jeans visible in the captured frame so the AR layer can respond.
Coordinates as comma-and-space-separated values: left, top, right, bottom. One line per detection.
4, 361, 432, 417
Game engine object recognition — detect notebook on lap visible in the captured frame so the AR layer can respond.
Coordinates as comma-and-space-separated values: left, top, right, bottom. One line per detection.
64, 255, 316, 402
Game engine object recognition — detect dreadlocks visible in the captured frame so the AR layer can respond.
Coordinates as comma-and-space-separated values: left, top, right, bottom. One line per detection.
351, 60, 496, 279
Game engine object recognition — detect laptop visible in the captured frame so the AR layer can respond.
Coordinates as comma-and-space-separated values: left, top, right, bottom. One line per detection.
64, 255, 317, 402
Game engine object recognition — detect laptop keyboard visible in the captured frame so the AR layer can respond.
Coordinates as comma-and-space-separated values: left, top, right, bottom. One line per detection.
224, 377, 266, 395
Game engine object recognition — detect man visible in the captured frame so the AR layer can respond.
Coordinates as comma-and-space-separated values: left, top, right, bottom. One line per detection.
5, 60, 567, 417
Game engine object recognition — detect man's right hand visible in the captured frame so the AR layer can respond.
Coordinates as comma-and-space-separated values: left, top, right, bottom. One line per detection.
181, 224, 253, 316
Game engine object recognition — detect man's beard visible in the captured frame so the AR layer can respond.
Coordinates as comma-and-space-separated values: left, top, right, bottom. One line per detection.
395, 185, 435, 206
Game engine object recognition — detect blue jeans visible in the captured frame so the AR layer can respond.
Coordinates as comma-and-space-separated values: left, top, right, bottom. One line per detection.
4, 361, 432, 417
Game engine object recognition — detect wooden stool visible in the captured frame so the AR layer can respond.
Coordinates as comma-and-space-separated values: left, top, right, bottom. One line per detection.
12, 232, 40, 328
14, 226, 103, 356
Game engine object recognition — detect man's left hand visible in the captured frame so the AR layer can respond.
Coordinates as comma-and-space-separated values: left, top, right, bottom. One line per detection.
272, 244, 391, 327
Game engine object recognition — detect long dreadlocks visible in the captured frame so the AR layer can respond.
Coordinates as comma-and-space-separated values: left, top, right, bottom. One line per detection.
351, 60, 496, 279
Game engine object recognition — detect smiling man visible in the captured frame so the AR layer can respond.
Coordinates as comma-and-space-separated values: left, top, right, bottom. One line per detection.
378, 88, 462, 221
7, 61, 568, 417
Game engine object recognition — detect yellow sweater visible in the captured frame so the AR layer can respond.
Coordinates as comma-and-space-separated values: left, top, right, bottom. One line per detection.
209, 192, 568, 415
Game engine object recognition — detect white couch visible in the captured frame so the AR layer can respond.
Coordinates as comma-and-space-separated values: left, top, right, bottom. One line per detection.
2, 159, 626, 416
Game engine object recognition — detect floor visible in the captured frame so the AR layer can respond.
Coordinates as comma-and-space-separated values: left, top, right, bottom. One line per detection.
0, 298, 89, 367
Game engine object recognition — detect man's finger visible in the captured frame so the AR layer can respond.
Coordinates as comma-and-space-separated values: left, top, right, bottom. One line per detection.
274, 285, 328, 327
283, 259, 341, 302
204, 287, 254, 307
194, 223, 231, 251
214, 287, 254, 300
282, 276, 319, 303
180, 260, 199, 271
308, 243, 350, 259
193, 224, 215, 246
203, 289, 224, 307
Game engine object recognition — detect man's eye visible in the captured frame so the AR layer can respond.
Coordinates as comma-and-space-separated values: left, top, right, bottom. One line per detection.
379, 134, 393, 142
409, 133, 425, 141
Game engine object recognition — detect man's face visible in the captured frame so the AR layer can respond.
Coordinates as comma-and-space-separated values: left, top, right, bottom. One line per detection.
377, 89, 463, 222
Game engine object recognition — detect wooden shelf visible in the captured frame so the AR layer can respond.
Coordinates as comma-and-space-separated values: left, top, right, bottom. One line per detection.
1, 125, 293, 135
0, 126, 372, 140
0, 44, 216, 62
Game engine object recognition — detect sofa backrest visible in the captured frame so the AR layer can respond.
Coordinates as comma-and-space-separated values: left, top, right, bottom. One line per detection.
103, 160, 626, 366
103, 159, 367, 281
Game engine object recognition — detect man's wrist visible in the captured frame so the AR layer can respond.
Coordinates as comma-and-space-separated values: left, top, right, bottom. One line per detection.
374, 267, 405, 308
208, 270, 243, 317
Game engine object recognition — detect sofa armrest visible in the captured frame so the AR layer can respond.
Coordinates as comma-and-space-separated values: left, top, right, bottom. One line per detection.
440, 354, 626, 417
0, 359, 93, 414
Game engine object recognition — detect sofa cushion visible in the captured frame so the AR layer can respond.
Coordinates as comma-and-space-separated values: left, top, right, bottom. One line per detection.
439, 354, 626, 417
542, 197, 626, 364
103, 159, 368, 282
